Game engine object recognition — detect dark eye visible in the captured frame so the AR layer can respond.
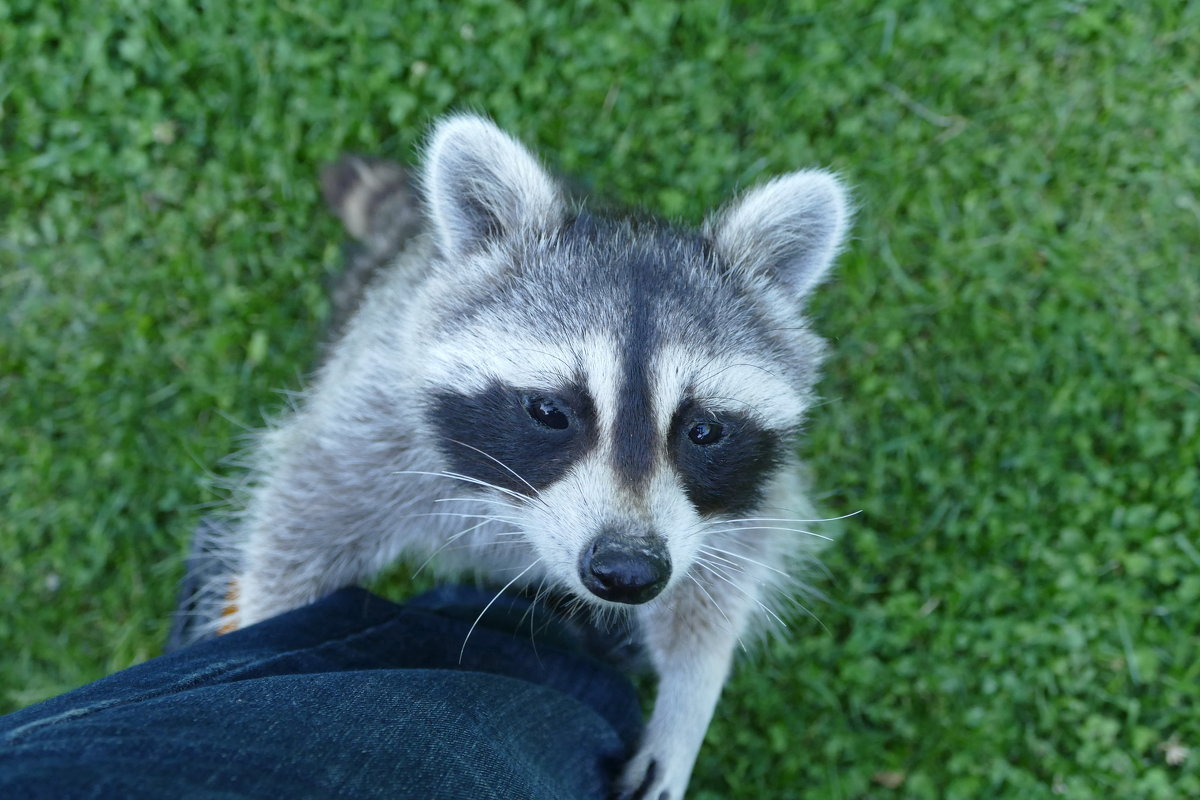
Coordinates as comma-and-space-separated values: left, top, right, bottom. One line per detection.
687, 421, 725, 445
525, 396, 570, 430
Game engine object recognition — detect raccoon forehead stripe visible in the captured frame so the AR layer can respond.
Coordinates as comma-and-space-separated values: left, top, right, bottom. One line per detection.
610, 258, 662, 490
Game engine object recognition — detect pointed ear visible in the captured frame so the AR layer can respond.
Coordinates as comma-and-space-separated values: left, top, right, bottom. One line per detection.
708, 171, 851, 298
423, 114, 565, 258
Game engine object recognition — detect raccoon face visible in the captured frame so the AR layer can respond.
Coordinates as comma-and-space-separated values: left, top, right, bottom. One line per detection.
417, 116, 849, 607
425, 349, 795, 605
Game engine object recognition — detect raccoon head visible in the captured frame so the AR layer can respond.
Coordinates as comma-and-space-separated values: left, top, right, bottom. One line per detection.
416, 115, 850, 607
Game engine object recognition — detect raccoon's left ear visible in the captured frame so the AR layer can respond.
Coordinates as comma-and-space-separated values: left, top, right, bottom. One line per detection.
708, 171, 852, 299
424, 114, 565, 259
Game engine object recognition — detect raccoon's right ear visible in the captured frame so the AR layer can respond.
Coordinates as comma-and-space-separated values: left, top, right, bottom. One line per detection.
424, 114, 565, 259
708, 171, 852, 300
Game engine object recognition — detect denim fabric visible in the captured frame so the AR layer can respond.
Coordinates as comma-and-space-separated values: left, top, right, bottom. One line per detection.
0, 587, 642, 799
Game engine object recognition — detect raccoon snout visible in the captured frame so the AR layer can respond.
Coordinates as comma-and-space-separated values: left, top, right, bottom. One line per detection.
578, 531, 671, 605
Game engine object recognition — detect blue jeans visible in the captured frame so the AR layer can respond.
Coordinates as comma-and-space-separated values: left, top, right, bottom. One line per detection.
0, 587, 643, 799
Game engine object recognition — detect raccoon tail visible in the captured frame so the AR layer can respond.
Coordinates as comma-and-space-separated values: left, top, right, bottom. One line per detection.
319, 156, 424, 339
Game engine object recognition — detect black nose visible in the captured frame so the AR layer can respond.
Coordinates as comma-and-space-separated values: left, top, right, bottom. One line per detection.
579, 531, 671, 604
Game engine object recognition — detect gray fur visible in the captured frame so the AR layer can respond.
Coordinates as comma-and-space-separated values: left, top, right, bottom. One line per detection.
208, 114, 851, 799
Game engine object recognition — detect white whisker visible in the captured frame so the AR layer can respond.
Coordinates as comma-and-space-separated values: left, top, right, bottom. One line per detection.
698, 544, 793, 579
693, 556, 740, 583
694, 547, 745, 572
693, 561, 789, 630
434, 495, 523, 511
704, 525, 833, 542
459, 559, 543, 663
444, 438, 545, 502
412, 520, 489, 577
709, 511, 861, 525
392, 469, 534, 505
439, 539, 529, 553
410, 510, 523, 524
687, 574, 746, 653
410, 518, 517, 578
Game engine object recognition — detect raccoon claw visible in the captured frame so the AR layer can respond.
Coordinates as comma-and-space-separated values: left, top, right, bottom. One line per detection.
613, 756, 673, 800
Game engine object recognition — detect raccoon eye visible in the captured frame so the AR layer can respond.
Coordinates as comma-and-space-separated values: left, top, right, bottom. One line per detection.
525, 395, 570, 430
688, 421, 725, 445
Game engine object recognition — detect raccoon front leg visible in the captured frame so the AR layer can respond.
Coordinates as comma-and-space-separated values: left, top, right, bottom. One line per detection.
232, 488, 380, 629
616, 576, 755, 800
233, 520, 366, 629
225, 411, 436, 631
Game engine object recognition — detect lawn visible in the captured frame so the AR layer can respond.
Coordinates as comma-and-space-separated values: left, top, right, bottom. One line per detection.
2, 0, 1197, 797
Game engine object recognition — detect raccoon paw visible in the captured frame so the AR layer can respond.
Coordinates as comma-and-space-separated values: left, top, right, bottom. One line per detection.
612, 753, 679, 800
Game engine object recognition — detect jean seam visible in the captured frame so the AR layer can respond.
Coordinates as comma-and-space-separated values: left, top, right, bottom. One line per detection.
2, 607, 411, 745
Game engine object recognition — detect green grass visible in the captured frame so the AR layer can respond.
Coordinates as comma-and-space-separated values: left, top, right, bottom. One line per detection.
3, 0, 1198, 796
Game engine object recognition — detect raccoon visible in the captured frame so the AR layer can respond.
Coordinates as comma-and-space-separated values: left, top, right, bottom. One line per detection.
210, 115, 851, 799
